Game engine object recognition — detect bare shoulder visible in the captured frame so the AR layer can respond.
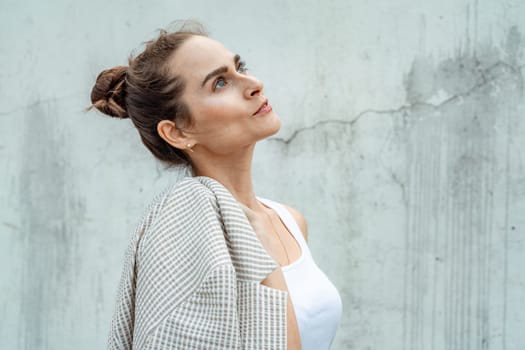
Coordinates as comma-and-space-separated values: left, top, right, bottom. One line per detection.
282, 204, 309, 242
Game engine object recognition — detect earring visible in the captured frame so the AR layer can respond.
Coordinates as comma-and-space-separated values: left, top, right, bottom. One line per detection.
187, 143, 195, 153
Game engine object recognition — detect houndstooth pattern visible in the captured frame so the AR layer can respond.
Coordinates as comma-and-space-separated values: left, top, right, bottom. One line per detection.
107, 176, 288, 349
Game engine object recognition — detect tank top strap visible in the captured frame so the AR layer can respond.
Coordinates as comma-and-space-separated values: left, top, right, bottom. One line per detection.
256, 196, 309, 252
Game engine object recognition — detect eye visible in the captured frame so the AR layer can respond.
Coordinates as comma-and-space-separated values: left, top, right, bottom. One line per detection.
214, 77, 227, 90
237, 60, 248, 73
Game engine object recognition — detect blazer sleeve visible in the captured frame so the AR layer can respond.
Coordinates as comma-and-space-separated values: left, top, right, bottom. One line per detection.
142, 264, 241, 349
107, 179, 239, 349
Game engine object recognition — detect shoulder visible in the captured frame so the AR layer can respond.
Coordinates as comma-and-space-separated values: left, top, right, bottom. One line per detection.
282, 204, 308, 242
150, 176, 216, 216
137, 176, 220, 252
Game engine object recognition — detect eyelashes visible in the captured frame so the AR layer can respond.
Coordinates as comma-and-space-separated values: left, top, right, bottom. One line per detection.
237, 60, 248, 73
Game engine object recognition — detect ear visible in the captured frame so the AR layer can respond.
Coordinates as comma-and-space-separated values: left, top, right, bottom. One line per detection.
157, 120, 194, 151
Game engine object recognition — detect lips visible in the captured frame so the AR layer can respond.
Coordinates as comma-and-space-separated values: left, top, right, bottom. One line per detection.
253, 99, 272, 116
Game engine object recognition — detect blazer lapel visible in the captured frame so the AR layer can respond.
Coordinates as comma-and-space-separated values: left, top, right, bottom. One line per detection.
195, 176, 279, 283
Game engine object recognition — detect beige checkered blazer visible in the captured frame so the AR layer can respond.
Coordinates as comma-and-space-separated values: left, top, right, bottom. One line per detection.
108, 176, 288, 349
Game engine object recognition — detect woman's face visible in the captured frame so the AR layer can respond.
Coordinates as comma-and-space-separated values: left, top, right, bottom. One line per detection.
169, 35, 281, 155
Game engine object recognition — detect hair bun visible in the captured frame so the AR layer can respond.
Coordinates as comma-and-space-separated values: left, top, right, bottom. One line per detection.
90, 66, 128, 118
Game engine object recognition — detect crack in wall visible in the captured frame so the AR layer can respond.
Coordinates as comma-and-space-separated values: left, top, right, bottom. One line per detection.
378, 60, 524, 203
267, 61, 524, 145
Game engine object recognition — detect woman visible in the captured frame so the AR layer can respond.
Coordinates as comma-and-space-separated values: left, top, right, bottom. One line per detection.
90, 22, 342, 350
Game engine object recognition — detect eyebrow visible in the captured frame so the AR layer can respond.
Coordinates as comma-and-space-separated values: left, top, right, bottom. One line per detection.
201, 54, 241, 87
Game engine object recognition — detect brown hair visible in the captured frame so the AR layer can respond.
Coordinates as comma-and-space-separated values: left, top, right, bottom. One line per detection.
88, 22, 207, 166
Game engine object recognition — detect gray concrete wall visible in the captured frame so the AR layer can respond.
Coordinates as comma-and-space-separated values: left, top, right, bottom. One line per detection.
1, 1, 524, 349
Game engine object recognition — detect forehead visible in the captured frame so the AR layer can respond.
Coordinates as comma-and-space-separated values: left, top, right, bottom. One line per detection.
169, 36, 234, 87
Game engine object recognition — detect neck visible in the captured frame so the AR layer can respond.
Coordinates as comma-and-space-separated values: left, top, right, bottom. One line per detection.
189, 143, 264, 212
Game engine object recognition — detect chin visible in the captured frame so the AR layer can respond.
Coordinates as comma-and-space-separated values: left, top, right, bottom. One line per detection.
253, 111, 281, 141
265, 112, 282, 136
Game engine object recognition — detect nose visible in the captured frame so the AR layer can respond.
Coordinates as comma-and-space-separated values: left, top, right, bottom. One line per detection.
243, 75, 263, 99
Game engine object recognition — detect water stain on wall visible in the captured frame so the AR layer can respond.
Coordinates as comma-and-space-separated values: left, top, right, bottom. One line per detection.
395, 30, 523, 350
18, 99, 79, 350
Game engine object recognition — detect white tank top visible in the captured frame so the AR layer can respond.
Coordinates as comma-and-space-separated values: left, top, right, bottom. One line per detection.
256, 197, 343, 350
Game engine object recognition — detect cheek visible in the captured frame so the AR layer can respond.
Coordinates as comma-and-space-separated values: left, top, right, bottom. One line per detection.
201, 92, 246, 118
